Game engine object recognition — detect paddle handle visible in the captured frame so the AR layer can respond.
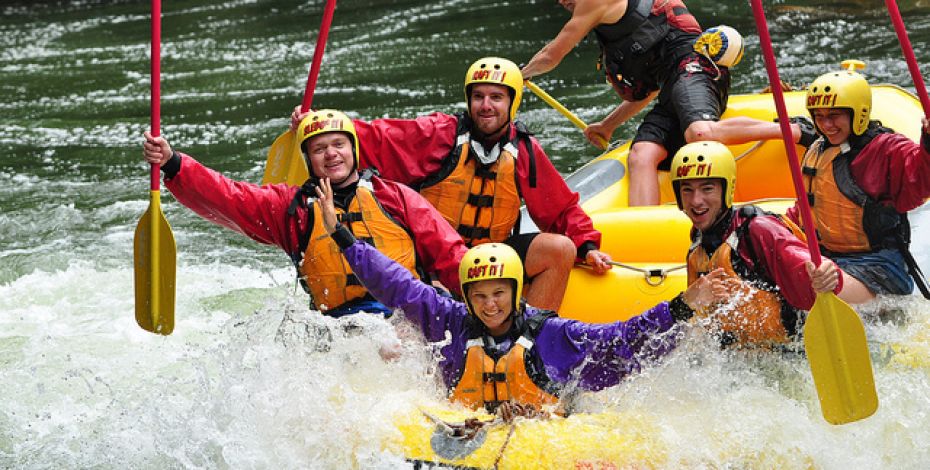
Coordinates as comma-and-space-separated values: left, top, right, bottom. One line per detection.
525, 80, 609, 148
885, 0, 930, 118
150, 0, 161, 191
300, 0, 337, 113
750, 0, 821, 265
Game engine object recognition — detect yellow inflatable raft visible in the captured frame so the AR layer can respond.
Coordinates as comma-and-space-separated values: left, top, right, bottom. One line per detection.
555, 84, 925, 323
389, 84, 925, 470
388, 405, 666, 469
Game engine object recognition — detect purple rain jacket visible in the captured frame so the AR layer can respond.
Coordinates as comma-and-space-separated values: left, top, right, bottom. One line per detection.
338, 236, 685, 393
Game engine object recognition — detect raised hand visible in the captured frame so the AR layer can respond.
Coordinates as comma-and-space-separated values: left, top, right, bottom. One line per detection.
314, 177, 339, 234
142, 131, 172, 166
290, 105, 313, 132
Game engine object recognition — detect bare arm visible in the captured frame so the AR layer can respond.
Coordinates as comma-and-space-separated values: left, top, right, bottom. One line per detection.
584, 91, 657, 149
521, 0, 611, 79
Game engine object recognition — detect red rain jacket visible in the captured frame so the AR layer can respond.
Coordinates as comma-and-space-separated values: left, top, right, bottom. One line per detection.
163, 153, 467, 292
353, 113, 602, 257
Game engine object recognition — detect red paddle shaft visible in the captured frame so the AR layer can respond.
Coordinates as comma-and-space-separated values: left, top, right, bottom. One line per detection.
300, 0, 337, 113
750, 0, 822, 265
885, 0, 930, 118
150, 0, 161, 191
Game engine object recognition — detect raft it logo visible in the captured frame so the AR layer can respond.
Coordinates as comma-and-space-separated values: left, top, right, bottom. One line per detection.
807, 93, 838, 108
467, 263, 504, 280
304, 118, 344, 136
472, 69, 506, 82
676, 163, 713, 178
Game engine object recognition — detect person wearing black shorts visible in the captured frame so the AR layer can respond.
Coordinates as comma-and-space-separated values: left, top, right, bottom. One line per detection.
522, 0, 817, 206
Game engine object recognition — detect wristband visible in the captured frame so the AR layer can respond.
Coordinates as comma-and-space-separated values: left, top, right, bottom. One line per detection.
331, 223, 356, 249
161, 150, 182, 180
669, 292, 695, 322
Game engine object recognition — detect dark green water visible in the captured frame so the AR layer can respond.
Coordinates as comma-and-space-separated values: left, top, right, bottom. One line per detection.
2, 0, 930, 467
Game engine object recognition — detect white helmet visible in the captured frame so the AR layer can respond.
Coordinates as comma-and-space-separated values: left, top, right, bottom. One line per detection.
694, 25, 744, 68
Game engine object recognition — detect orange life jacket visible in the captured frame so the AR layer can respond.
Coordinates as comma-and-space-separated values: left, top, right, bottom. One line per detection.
419, 119, 524, 246
687, 209, 796, 345
449, 312, 560, 413
801, 135, 909, 254
801, 141, 872, 253
296, 178, 419, 313
801, 133, 930, 299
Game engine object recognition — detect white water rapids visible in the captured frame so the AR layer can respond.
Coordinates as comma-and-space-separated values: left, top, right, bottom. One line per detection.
3, 0, 930, 467
1, 208, 929, 467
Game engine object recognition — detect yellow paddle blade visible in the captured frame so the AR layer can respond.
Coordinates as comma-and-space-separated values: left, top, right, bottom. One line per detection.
133, 190, 176, 335
262, 129, 309, 186
803, 292, 878, 424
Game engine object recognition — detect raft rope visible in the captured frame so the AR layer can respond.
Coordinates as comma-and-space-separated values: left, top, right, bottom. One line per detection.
601, 261, 687, 286
492, 425, 516, 470
734, 141, 765, 162
420, 403, 549, 467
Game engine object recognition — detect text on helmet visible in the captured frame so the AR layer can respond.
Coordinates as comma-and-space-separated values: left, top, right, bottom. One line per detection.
676, 162, 714, 178
304, 118, 344, 136
807, 93, 838, 108
472, 69, 507, 83
467, 263, 505, 280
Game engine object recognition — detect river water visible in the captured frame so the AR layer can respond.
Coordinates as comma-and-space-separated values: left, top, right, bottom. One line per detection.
2, 0, 930, 467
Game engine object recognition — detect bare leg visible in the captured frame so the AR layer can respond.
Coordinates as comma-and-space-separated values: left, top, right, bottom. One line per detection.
837, 271, 877, 304
628, 141, 668, 206
684, 117, 798, 145
521, 233, 576, 311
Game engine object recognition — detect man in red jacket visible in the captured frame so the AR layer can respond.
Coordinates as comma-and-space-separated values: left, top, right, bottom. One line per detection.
142, 109, 468, 317
291, 57, 612, 311
789, 62, 930, 302
670, 141, 843, 346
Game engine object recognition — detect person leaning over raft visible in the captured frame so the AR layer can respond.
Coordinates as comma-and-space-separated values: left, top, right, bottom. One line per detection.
292, 57, 613, 312
313, 176, 729, 413
142, 109, 468, 317
789, 61, 930, 303
520, 0, 818, 206
670, 141, 847, 347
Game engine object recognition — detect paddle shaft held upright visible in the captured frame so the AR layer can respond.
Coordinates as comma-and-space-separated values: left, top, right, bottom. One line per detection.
750, 0, 879, 426
133, 0, 176, 335
750, 0, 821, 265
149, 0, 166, 329
300, 0, 336, 113
885, 0, 930, 118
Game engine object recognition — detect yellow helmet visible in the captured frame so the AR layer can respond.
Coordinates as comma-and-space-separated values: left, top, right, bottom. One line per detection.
296, 109, 360, 174
458, 243, 524, 316
464, 57, 524, 121
693, 25, 744, 68
806, 60, 871, 136
669, 141, 737, 209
